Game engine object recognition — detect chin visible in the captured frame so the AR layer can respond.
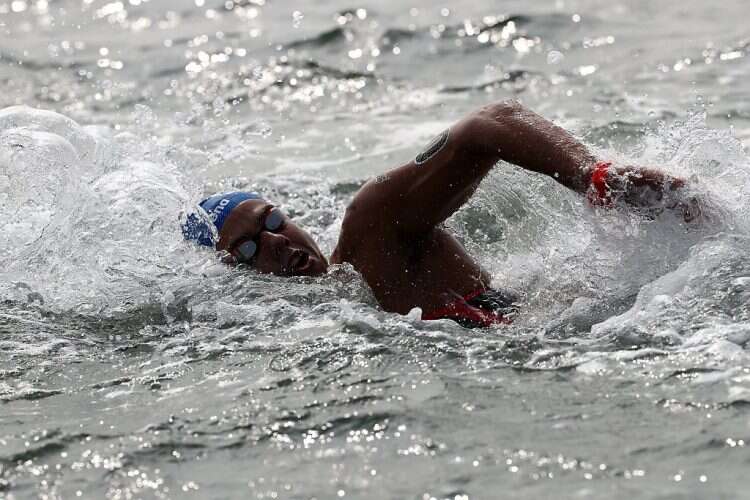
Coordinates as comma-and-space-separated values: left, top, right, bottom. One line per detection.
301, 257, 328, 277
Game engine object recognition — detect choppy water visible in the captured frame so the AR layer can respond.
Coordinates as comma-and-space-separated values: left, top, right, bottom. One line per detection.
1, 1, 750, 498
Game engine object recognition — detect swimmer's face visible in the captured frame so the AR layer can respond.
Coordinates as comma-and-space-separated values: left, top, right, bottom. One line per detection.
216, 199, 328, 277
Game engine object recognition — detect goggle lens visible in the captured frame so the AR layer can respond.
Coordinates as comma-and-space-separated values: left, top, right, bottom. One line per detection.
265, 208, 284, 231
236, 240, 258, 262
234, 208, 286, 263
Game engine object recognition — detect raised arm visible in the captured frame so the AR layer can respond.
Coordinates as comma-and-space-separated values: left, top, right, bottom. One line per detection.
349, 100, 692, 238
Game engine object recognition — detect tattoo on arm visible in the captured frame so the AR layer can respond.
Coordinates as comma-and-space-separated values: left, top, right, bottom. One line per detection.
415, 128, 450, 165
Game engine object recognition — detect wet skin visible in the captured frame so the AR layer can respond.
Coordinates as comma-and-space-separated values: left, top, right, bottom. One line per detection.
217, 199, 328, 277
221, 100, 693, 317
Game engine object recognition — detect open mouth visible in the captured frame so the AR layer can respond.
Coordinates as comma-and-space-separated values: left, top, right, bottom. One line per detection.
287, 249, 310, 273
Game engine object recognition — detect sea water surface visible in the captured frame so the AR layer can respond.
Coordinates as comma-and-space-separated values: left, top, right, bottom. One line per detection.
1, 1, 750, 498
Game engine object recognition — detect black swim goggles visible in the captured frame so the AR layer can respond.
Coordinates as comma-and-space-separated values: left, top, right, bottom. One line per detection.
233, 208, 285, 264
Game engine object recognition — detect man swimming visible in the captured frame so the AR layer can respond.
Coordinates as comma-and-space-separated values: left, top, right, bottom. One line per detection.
183, 100, 698, 328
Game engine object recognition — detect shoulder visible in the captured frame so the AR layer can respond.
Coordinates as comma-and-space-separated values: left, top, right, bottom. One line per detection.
338, 178, 387, 239
334, 174, 405, 258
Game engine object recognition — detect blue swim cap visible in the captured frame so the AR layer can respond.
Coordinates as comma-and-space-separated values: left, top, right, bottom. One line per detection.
182, 191, 261, 247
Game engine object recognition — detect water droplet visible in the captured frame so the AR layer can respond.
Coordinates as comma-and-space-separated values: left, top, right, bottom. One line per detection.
11, 0, 27, 13
547, 50, 564, 64
292, 10, 303, 28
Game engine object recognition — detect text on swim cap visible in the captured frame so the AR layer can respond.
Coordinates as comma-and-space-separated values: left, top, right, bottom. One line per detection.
209, 198, 231, 222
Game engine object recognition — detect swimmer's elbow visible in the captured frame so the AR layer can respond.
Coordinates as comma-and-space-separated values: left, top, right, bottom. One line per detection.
474, 99, 525, 120
453, 100, 522, 156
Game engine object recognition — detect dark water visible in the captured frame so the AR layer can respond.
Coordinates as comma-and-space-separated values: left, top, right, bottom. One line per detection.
1, 1, 750, 498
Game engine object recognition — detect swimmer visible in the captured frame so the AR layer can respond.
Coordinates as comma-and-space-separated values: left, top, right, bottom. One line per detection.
183, 100, 700, 328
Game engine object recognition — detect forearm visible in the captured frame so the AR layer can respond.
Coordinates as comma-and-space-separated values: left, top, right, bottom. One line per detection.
468, 102, 691, 214
464, 101, 598, 192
